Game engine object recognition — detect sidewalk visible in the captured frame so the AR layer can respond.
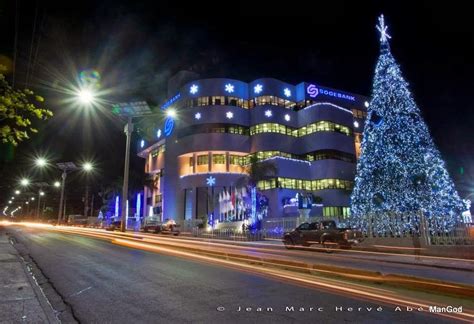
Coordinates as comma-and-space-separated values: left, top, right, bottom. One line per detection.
0, 228, 57, 323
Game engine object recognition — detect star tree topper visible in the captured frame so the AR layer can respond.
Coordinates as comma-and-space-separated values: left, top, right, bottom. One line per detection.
376, 14, 391, 44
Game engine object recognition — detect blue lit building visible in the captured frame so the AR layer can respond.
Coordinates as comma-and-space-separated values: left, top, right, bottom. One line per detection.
137, 76, 368, 224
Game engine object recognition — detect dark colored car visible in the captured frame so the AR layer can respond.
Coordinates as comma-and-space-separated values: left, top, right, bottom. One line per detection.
105, 220, 122, 231
283, 220, 363, 251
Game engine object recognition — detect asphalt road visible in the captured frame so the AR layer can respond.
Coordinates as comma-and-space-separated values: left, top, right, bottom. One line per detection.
7, 227, 459, 324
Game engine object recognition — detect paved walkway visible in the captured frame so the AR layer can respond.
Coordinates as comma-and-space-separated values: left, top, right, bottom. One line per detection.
0, 228, 57, 323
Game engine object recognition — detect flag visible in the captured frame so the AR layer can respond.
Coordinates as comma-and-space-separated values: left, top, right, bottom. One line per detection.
231, 187, 236, 211
218, 192, 223, 215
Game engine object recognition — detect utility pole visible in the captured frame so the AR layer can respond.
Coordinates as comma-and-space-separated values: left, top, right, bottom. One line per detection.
90, 194, 94, 217
121, 117, 133, 232
36, 189, 42, 219
84, 185, 89, 218
57, 170, 67, 223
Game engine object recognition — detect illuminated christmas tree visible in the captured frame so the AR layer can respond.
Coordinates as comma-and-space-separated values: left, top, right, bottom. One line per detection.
350, 15, 465, 234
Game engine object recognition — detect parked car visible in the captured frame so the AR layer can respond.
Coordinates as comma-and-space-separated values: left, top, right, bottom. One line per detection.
142, 217, 180, 235
283, 220, 363, 251
105, 220, 122, 231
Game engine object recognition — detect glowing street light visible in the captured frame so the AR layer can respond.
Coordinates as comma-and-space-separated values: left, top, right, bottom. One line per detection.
15, 190, 20, 195
31, 197, 35, 201
39, 191, 45, 196
8, 201, 12, 204
36, 157, 48, 167
54, 181, 61, 188
20, 178, 30, 186
166, 109, 176, 118
83, 162, 93, 172
77, 88, 95, 105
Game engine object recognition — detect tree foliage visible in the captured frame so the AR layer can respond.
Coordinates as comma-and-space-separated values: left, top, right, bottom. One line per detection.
0, 73, 53, 145
236, 155, 278, 188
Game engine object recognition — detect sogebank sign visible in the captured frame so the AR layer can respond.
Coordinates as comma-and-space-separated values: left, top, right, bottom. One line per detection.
306, 84, 356, 102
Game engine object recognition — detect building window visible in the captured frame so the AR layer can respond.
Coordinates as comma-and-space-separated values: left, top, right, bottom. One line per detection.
253, 96, 295, 109
352, 109, 367, 119
257, 179, 277, 190
257, 177, 354, 191
211, 96, 225, 105
229, 155, 245, 166
310, 150, 356, 163
198, 97, 209, 106
250, 121, 351, 137
212, 154, 225, 164
197, 155, 208, 165
323, 207, 350, 219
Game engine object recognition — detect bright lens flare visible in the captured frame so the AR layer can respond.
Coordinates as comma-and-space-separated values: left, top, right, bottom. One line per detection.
54, 181, 61, 188
36, 157, 47, 167
20, 178, 30, 186
166, 109, 176, 118
77, 89, 95, 105
83, 162, 93, 172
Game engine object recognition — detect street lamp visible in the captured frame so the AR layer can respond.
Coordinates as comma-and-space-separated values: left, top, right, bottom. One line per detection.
54, 181, 61, 188
166, 109, 176, 118
20, 178, 30, 186
111, 101, 152, 232
31, 197, 35, 201
77, 89, 95, 105
15, 190, 20, 195
83, 162, 93, 172
56, 162, 93, 223
36, 157, 48, 167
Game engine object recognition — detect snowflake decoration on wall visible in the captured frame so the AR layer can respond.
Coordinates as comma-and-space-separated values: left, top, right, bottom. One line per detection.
206, 176, 216, 187
226, 111, 234, 119
225, 83, 234, 93
283, 88, 291, 97
157, 129, 162, 138
264, 110, 272, 117
284, 114, 291, 121
195, 112, 201, 120
254, 84, 263, 94
190, 84, 199, 94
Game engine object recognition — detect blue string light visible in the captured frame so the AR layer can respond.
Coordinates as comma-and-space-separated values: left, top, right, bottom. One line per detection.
350, 15, 465, 235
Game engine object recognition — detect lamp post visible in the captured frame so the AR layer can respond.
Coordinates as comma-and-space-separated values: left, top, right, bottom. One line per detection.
36, 190, 45, 219
111, 101, 152, 232
121, 117, 133, 232
56, 162, 78, 224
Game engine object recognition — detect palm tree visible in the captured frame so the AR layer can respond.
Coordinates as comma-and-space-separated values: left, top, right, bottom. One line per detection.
236, 155, 278, 188
235, 155, 278, 224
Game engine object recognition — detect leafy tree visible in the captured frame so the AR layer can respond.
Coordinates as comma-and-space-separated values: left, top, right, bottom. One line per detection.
0, 73, 52, 145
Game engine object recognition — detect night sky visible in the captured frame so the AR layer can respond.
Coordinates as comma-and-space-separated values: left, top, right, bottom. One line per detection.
1, 0, 473, 212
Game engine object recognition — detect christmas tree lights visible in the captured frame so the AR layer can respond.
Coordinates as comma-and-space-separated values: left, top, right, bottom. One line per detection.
350, 15, 466, 235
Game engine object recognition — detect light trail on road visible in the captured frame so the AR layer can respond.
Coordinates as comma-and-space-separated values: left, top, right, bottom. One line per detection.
5, 221, 473, 263
2, 221, 473, 323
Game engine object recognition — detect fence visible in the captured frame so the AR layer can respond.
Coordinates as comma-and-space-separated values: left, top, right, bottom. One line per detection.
127, 215, 474, 245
